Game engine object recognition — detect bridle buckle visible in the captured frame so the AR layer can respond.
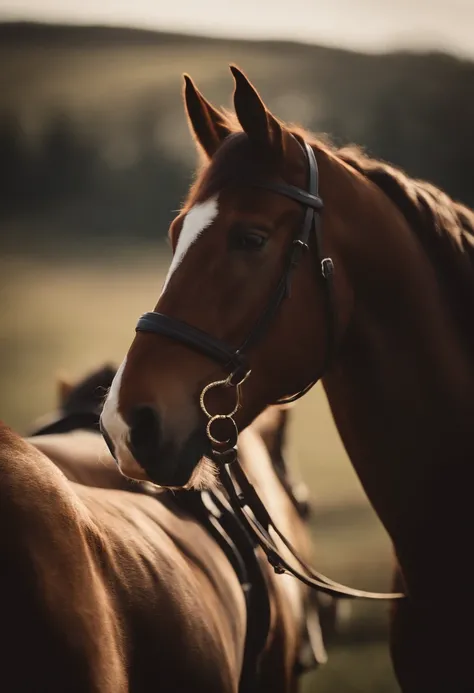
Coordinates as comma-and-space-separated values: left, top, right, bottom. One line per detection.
228, 363, 251, 388
321, 257, 334, 279
294, 239, 309, 249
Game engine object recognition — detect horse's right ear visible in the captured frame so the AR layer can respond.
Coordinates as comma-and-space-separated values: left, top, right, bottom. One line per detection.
230, 65, 285, 157
183, 75, 232, 159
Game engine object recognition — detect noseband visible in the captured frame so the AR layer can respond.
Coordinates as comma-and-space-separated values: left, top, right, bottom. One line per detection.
136, 139, 335, 402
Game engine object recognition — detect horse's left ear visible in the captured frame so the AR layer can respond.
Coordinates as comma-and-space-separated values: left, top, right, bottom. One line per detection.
230, 65, 286, 156
57, 374, 73, 404
183, 74, 232, 159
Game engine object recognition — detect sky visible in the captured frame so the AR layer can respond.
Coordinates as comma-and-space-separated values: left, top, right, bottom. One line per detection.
1, 0, 474, 60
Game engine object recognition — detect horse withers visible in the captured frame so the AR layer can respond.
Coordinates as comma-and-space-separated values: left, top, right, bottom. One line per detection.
100, 67, 474, 692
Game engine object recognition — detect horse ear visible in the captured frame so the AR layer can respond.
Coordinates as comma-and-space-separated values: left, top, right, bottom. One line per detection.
57, 374, 73, 404
183, 74, 232, 159
230, 65, 284, 155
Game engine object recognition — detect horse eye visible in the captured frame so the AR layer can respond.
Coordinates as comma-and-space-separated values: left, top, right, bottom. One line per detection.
233, 230, 267, 251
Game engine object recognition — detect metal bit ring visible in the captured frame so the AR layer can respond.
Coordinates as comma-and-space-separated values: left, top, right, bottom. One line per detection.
206, 414, 239, 449
200, 376, 240, 419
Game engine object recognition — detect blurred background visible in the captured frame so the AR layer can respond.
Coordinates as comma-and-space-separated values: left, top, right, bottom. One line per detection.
1, 1, 473, 690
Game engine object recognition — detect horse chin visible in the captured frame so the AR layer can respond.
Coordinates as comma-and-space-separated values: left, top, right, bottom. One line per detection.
185, 456, 218, 491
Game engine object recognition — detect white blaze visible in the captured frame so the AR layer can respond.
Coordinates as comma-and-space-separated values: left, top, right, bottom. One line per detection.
101, 197, 219, 469
100, 358, 129, 448
162, 196, 219, 293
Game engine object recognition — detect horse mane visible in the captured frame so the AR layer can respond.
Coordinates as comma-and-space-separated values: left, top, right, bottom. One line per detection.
334, 143, 474, 348
190, 106, 474, 346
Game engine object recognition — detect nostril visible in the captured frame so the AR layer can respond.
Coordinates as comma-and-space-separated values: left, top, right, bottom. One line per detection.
128, 405, 161, 466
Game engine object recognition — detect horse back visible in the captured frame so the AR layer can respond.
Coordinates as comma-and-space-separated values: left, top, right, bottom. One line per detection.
0, 423, 128, 693
0, 423, 246, 693
26, 429, 131, 489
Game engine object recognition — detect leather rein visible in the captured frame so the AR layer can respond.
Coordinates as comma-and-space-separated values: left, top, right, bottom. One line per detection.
134, 137, 405, 601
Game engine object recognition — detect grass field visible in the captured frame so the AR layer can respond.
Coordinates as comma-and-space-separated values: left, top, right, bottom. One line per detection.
0, 247, 400, 692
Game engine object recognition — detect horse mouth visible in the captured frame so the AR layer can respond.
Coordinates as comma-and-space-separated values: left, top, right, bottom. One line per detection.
100, 416, 214, 489
131, 429, 212, 489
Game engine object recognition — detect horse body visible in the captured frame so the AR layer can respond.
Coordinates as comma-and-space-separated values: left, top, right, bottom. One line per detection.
0, 423, 130, 693
74, 483, 246, 693
1, 422, 245, 693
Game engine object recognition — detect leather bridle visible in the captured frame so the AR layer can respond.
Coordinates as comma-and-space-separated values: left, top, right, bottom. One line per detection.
136, 138, 335, 402
134, 138, 406, 602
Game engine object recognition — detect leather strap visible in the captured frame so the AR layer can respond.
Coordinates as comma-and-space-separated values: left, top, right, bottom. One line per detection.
252, 142, 323, 210
136, 312, 247, 370
219, 459, 406, 601
253, 182, 323, 210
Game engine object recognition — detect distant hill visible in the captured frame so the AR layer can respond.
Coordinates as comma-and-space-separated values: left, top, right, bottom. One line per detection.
1, 21, 473, 253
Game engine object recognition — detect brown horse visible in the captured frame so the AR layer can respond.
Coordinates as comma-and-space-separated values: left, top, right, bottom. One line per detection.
3, 365, 331, 692
0, 422, 246, 693
100, 66, 474, 692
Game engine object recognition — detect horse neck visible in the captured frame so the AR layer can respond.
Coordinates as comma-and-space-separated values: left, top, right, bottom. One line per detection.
319, 152, 474, 593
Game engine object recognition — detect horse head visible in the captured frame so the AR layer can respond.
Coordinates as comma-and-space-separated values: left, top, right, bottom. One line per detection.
101, 67, 355, 487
